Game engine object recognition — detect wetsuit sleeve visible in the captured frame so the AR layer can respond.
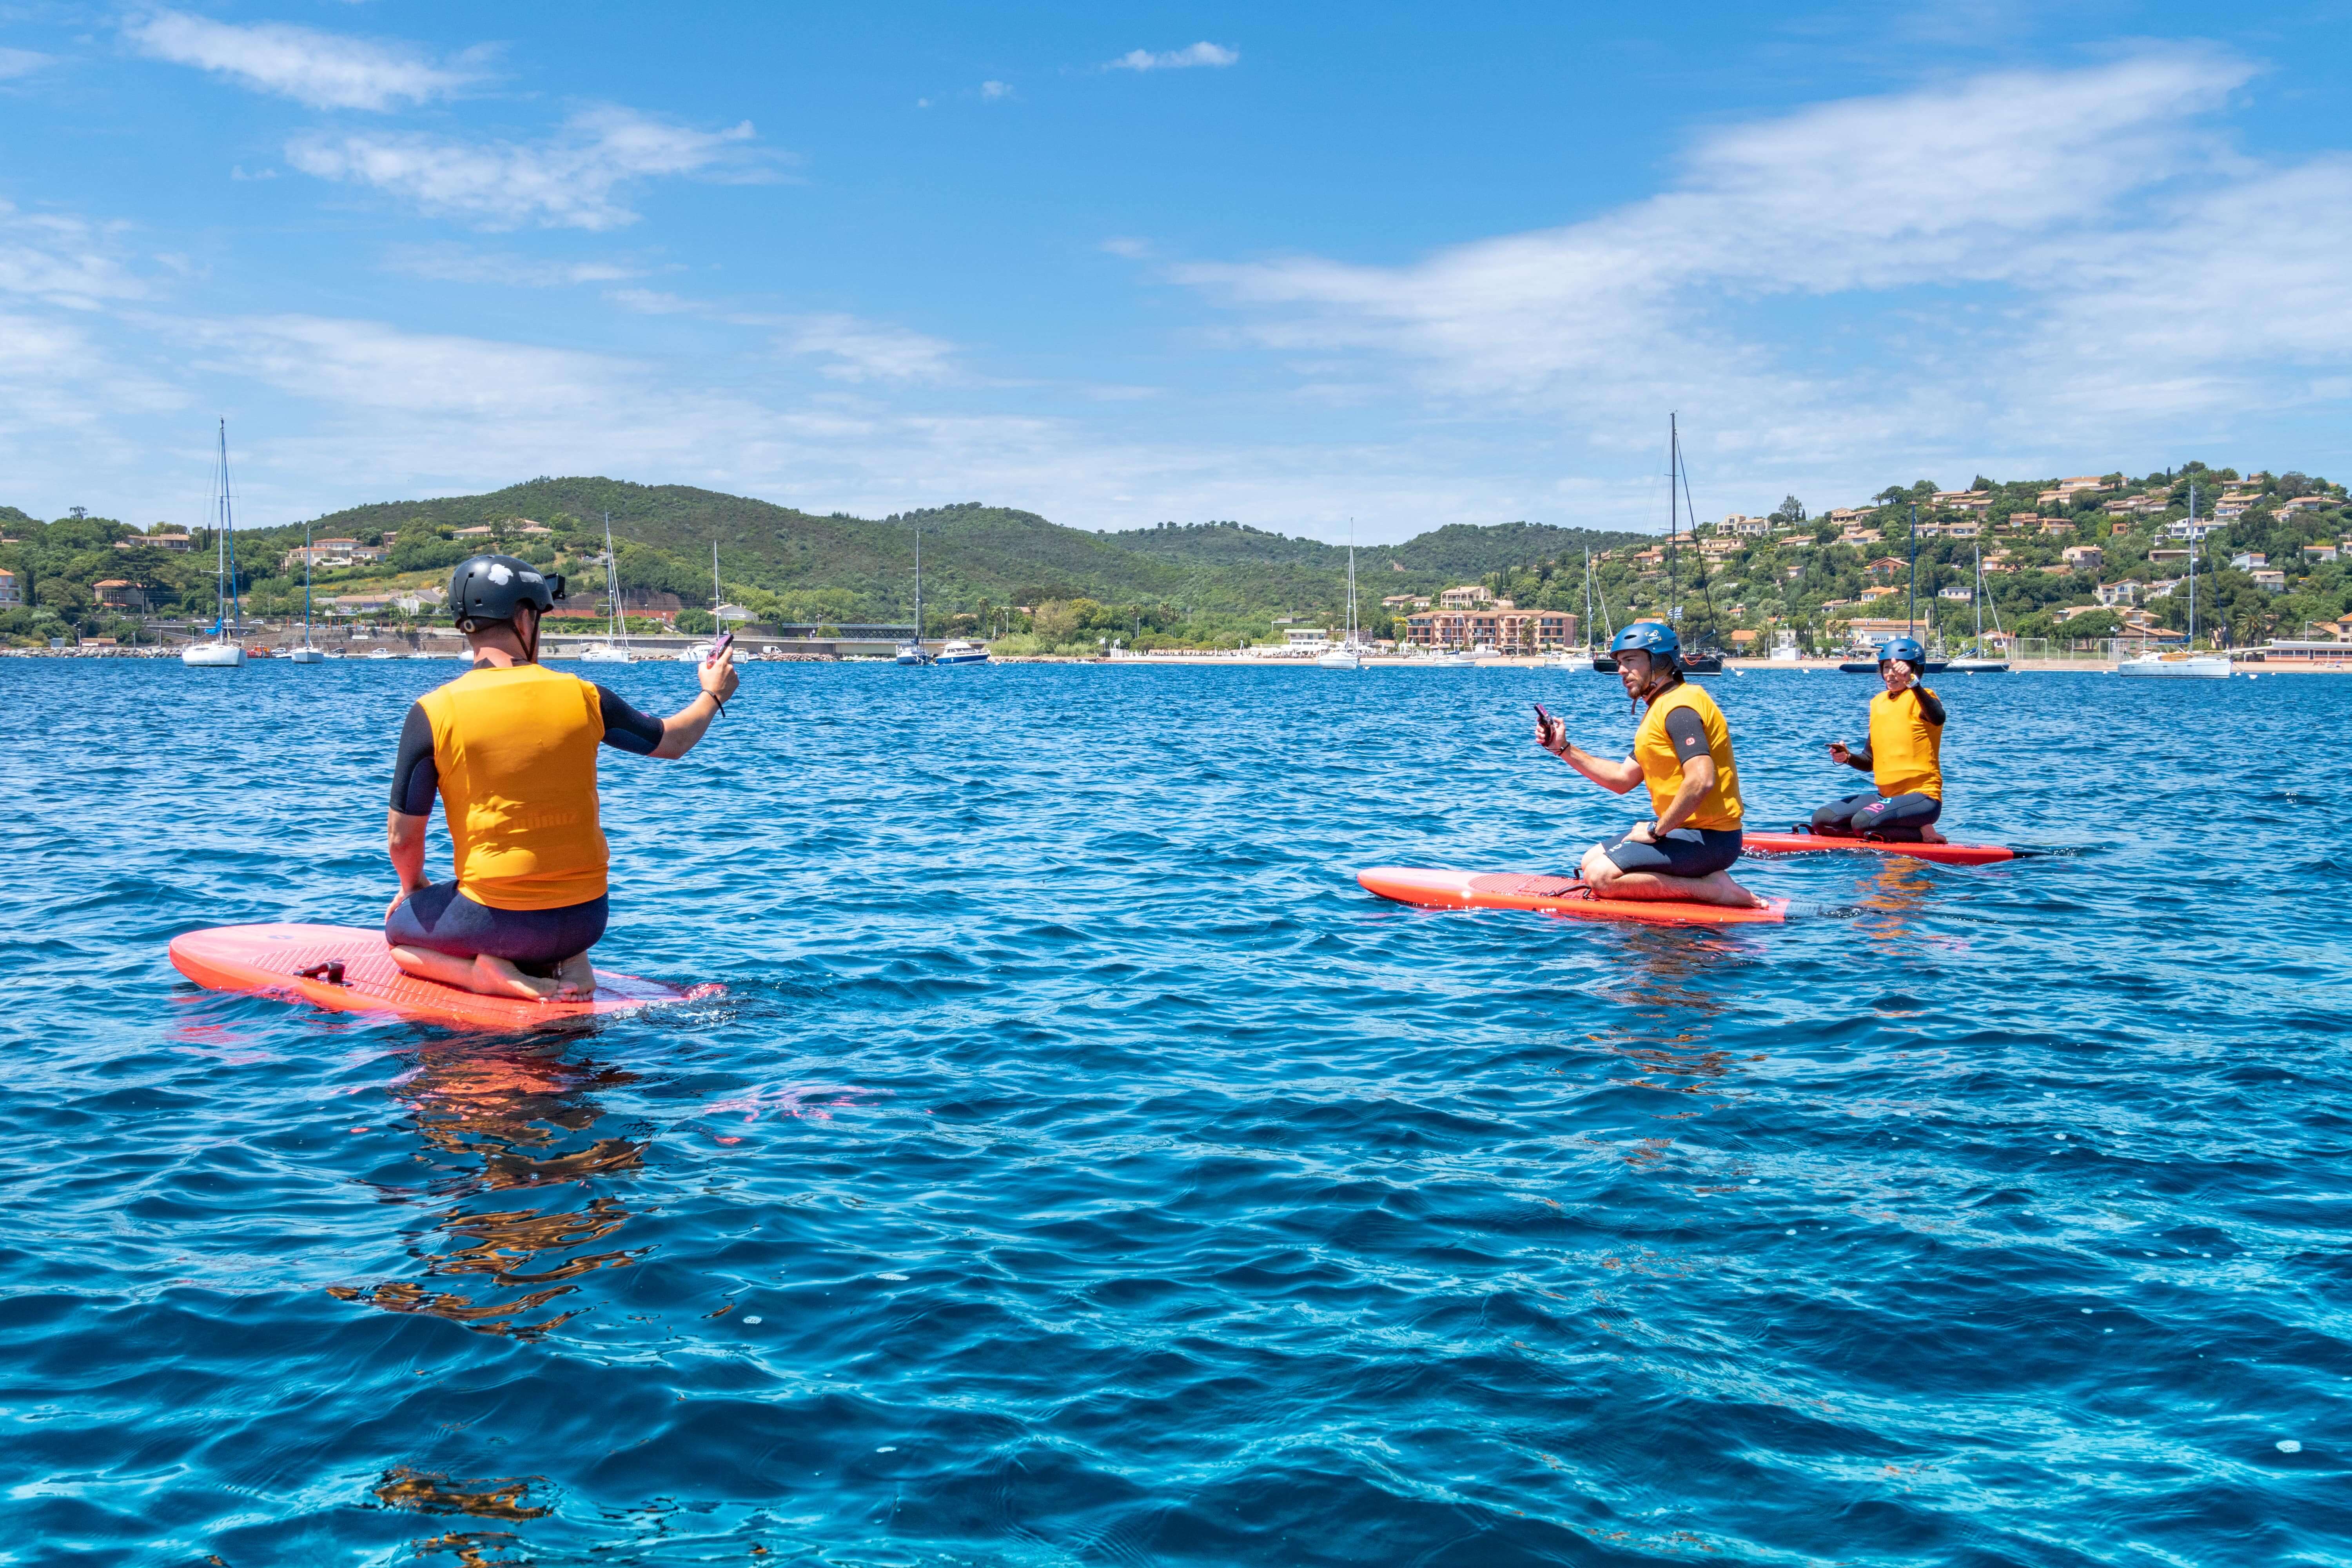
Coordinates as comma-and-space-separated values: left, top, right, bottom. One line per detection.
1662, 704, 1712, 762
390, 702, 438, 815
1916, 688, 1946, 726
596, 684, 667, 756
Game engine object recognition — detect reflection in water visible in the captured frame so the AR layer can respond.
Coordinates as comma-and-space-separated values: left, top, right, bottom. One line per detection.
375, 1465, 550, 1566
328, 1044, 647, 1339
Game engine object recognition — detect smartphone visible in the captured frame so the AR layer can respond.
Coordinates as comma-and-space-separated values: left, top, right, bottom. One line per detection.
705, 630, 735, 664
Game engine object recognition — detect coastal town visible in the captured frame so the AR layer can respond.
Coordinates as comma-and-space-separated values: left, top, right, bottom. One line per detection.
4, 461, 2349, 668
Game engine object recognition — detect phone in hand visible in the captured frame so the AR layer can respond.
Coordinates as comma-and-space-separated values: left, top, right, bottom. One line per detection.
1533, 701, 1557, 747
704, 630, 735, 664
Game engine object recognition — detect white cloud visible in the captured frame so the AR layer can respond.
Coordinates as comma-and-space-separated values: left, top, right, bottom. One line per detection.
1107, 42, 1238, 72
0, 205, 149, 308
605, 287, 697, 314
126, 9, 482, 110
780, 314, 957, 382
1100, 236, 1152, 260
1163, 47, 2352, 490
0, 48, 54, 80
980, 80, 1011, 100
287, 108, 762, 230
383, 245, 644, 286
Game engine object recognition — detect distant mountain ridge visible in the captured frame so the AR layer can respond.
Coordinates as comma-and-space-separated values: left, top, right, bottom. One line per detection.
303, 477, 1645, 619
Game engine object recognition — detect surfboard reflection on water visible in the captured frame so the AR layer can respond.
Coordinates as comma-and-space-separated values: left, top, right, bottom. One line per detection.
328, 1043, 646, 1339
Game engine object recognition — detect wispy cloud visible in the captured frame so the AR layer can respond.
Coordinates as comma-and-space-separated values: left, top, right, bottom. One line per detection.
126, 9, 484, 110
980, 80, 1012, 100
1169, 48, 2308, 474
780, 314, 956, 383
0, 205, 149, 308
0, 47, 54, 80
604, 287, 697, 314
383, 245, 645, 286
287, 109, 764, 230
1107, 42, 1238, 72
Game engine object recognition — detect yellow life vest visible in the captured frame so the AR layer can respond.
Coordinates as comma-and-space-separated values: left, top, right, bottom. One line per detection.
1632, 681, 1744, 831
415, 664, 611, 910
1867, 686, 1944, 800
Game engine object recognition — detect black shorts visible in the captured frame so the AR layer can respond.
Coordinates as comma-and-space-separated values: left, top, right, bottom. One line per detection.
385, 882, 609, 965
1600, 826, 1743, 879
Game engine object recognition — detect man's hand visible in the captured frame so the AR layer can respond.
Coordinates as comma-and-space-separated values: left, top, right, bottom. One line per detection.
385, 886, 418, 923
1828, 741, 1852, 764
1535, 713, 1566, 754
699, 644, 739, 704
1623, 819, 1659, 845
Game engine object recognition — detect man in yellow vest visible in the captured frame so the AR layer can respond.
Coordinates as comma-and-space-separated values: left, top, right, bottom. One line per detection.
383, 554, 739, 1001
1533, 621, 1765, 908
1809, 636, 1946, 842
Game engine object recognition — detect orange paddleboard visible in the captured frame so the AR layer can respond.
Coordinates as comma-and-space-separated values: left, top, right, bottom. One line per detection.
169, 922, 710, 1031
1356, 867, 1789, 926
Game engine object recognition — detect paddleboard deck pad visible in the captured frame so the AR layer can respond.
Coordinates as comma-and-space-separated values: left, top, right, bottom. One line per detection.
1357, 867, 1788, 926
1741, 831, 2018, 866
170, 922, 710, 1030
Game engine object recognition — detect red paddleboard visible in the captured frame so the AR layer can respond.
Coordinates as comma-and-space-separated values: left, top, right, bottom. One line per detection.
1356, 867, 1788, 926
1741, 832, 2018, 866
169, 923, 710, 1031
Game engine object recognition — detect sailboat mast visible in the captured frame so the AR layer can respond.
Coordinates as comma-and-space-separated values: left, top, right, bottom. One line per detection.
1973, 540, 1982, 650
305, 521, 314, 646
1666, 414, 1679, 625
914, 526, 922, 649
1908, 503, 1918, 636
2187, 480, 2198, 647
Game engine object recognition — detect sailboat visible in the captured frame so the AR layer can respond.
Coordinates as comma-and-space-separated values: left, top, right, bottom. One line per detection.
182, 420, 247, 667
897, 525, 932, 664
681, 540, 726, 662
1945, 540, 2009, 672
1599, 417, 1722, 672
288, 519, 326, 662
578, 512, 630, 663
2120, 479, 2231, 678
1319, 521, 1367, 668
1838, 503, 1949, 673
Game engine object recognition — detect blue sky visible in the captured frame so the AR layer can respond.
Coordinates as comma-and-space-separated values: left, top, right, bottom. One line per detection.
4, 2, 2350, 543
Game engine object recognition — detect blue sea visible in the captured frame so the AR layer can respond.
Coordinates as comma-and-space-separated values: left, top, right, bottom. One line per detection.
4, 658, 2347, 1565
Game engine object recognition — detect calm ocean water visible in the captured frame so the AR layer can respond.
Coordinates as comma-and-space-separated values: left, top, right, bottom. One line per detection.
2, 658, 2346, 1565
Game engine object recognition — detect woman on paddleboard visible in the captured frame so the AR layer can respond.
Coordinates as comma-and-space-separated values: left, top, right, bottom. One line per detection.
382, 554, 739, 1002
1807, 636, 1946, 844
1532, 622, 1765, 909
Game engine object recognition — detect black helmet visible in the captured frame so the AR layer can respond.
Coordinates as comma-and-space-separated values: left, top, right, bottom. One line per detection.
448, 554, 565, 633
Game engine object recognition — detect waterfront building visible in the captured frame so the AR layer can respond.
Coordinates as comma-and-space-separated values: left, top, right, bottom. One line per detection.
1403, 607, 1575, 653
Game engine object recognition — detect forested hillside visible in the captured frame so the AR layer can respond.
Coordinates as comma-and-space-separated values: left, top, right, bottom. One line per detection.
0, 475, 1640, 648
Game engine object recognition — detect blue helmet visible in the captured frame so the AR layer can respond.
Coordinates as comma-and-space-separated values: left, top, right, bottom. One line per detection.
1611, 621, 1682, 665
1876, 636, 1926, 666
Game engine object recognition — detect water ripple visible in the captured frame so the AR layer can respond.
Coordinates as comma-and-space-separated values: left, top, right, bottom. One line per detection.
1, 660, 2346, 1564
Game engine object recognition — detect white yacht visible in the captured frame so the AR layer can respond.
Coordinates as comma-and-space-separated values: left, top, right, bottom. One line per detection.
2118, 480, 2229, 678
288, 518, 326, 662
681, 539, 728, 662
934, 638, 990, 665
895, 524, 933, 665
181, 419, 248, 668
578, 511, 632, 662
1318, 522, 1368, 669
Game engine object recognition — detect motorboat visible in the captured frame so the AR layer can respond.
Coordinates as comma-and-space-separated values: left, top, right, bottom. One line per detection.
367, 647, 398, 661
1944, 657, 2010, 673
181, 419, 248, 669
934, 639, 990, 665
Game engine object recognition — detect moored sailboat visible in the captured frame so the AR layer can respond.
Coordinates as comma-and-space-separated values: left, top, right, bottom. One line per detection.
182, 419, 247, 668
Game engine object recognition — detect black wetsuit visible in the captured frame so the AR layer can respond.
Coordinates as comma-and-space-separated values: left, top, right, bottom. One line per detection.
385, 681, 666, 965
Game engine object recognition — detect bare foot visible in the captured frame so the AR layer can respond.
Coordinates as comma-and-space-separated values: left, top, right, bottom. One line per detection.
389, 945, 560, 1000
472, 953, 563, 1001
550, 951, 596, 1001
1921, 826, 1948, 844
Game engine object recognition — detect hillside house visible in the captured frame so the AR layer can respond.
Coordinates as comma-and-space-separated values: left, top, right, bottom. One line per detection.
115, 531, 192, 552
93, 579, 149, 610
0, 568, 18, 604
2229, 552, 2267, 571
2095, 581, 2140, 607
2301, 543, 2339, 563
2063, 545, 2104, 571
2279, 496, 2327, 515
282, 538, 386, 572
1437, 584, 1495, 609
2252, 570, 2287, 593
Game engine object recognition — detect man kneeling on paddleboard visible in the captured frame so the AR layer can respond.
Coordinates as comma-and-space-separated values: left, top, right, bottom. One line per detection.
1808, 635, 1946, 844
1532, 622, 1765, 909
383, 554, 739, 1002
